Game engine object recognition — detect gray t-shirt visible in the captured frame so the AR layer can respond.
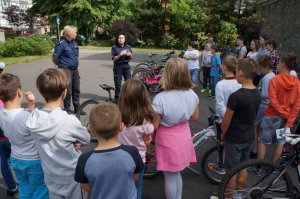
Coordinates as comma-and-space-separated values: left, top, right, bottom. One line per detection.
259, 71, 275, 106
153, 89, 199, 127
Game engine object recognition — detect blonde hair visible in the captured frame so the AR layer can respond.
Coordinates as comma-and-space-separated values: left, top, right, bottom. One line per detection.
63, 25, 77, 37
160, 58, 193, 90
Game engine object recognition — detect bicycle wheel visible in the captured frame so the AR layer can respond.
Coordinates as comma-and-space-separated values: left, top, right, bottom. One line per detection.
144, 67, 163, 93
201, 146, 224, 185
199, 67, 204, 85
133, 63, 150, 71
76, 100, 98, 142
218, 159, 293, 199
144, 142, 162, 179
132, 68, 148, 79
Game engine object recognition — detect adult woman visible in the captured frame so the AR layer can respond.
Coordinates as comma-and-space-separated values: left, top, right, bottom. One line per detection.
247, 40, 260, 60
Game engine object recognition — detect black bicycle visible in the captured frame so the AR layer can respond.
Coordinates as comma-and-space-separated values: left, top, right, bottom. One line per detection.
76, 84, 114, 142
218, 130, 300, 199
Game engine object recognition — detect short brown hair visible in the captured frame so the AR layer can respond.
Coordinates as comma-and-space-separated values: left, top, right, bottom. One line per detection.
119, 79, 155, 126
237, 58, 259, 79
36, 68, 70, 102
280, 53, 297, 71
161, 58, 193, 90
266, 39, 278, 49
90, 103, 122, 140
222, 56, 238, 73
257, 55, 273, 69
0, 73, 21, 102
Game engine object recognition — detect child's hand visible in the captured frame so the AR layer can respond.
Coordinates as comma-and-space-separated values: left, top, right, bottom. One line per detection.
25, 92, 35, 103
73, 141, 81, 150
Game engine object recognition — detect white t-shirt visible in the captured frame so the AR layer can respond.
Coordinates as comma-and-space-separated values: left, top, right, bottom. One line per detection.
184, 50, 200, 70
0, 108, 39, 160
153, 89, 199, 127
247, 51, 258, 60
290, 70, 298, 77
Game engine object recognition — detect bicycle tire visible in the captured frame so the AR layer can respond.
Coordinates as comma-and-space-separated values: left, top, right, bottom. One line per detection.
201, 146, 223, 185
144, 143, 162, 179
144, 67, 163, 93
198, 67, 204, 85
76, 100, 98, 143
218, 159, 293, 199
133, 63, 151, 71
132, 68, 148, 79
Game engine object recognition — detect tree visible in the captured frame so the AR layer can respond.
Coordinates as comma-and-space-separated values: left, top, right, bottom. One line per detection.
109, 20, 140, 45
2, 5, 25, 29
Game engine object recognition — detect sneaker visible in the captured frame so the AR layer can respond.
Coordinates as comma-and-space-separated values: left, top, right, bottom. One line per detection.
7, 185, 18, 197
232, 192, 242, 199
209, 196, 218, 199
200, 89, 207, 93
208, 162, 226, 175
208, 89, 212, 94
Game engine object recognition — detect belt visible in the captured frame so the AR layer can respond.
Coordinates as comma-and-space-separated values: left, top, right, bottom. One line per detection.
59, 66, 78, 70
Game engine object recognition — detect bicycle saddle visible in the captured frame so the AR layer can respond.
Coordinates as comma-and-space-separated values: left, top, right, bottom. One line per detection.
99, 84, 115, 91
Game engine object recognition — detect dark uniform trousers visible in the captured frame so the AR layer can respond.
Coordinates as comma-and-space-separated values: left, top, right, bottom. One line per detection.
64, 68, 80, 112
113, 63, 131, 99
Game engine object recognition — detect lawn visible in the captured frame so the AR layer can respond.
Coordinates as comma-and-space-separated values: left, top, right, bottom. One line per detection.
1, 54, 51, 66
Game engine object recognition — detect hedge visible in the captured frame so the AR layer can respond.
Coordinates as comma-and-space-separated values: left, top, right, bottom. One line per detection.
0, 34, 53, 58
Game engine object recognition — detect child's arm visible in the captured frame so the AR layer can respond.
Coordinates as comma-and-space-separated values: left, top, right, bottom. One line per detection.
25, 92, 35, 111
287, 83, 300, 127
133, 173, 140, 182
215, 84, 226, 118
153, 114, 161, 130
190, 104, 200, 121
80, 183, 92, 192
221, 108, 234, 140
143, 134, 152, 146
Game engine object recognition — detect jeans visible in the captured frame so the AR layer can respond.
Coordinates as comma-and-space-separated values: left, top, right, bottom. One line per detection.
135, 169, 144, 199
10, 156, 49, 199
202, 67, 211, 89
63, 68, 80, 112
210, 76, 219, 96
113, 63, 131, 99
189, 69, 199, 85
0, 140, 17, 190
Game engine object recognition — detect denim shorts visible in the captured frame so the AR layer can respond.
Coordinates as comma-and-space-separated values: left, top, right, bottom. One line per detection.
255, 104, 267, 126
258, 116, 286, 144
224, 142, 251, 170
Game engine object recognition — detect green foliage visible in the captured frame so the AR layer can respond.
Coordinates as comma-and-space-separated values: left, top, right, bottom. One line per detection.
0, 42, 4, 58
160, 33, 179, 49
216, 21, 238, 50
194, 32, 208, 50
1, 35, 53, 57
109, 20, 140, 45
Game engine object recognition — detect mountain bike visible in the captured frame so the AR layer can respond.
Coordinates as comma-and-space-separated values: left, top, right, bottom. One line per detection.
76, 84, 114, 142
144, 107, 226, 185
218, 129, 300, 199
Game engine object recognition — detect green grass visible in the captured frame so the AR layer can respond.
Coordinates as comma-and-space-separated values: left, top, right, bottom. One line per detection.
1, 54, 51, 66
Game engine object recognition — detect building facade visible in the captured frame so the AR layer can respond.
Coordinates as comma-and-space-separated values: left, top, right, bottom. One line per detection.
0, 0, 32, 27
261, 0, 300, 59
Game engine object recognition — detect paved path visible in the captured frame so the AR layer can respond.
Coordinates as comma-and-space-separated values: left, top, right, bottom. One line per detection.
1, 49, 219, 198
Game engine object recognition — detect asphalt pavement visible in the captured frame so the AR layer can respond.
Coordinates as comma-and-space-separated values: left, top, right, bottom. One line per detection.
1, 49, 221, 198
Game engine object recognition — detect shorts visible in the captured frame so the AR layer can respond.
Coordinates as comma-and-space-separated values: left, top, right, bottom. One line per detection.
258, 116, 286, 144
224, 142, 251, 170
255, 104, 267, 126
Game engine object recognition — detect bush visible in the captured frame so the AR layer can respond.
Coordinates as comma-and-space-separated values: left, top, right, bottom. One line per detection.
1, 34, 53, 57
109, 20, 141, 45
216, 21, 238, 51
0, 42, 4, 58
160, 33, 179, 49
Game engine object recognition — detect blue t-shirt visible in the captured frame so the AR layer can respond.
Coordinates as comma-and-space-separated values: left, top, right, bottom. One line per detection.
52, 37, 79, 68
111, 44, 132, 65
210, 55, 221, 77
74, 145, 144, 199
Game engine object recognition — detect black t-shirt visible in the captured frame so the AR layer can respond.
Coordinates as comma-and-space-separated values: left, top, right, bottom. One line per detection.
225, 88, 261, 144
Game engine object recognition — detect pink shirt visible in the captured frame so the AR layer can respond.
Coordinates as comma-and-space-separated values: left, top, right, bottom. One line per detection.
118, 121, 154, 162
0, 100, 3, 107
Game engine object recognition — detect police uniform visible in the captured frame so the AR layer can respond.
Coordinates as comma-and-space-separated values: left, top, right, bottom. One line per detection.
52, 37, 80, 113
111, 44, 132, 99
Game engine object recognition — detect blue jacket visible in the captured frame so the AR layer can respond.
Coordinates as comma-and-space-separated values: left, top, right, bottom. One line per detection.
52, 38, 79, 68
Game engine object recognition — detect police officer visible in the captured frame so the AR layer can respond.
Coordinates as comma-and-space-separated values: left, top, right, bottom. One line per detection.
52, 25, 81, 114
111, 34, 133, 101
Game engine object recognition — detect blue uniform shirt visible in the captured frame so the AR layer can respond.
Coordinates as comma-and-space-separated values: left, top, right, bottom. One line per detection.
111, 44, 132, 65
52, 37, 79, 68
210, 54, 221, 77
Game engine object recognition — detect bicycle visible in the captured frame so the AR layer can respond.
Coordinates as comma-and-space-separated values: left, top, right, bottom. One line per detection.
144, 107, 226, 185
76, 84, 115, 142
218, 129, 300, 199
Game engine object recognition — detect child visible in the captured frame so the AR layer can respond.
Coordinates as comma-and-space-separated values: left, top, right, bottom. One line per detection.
235, 36, 247, 59
183, 41, 200, 88
200, 42, 213, 93
251, 56, 275, 159
153, 58, 199, 199
221, 58, 261, 198
118, 79, 154, 199
257, 53, 300, 164
26, 68, 90, 199
266, 39, 280, 74
209, 45, 221, 100
0, 64, 19, 197
75, 103, 144, 199
0, 73, 49, 198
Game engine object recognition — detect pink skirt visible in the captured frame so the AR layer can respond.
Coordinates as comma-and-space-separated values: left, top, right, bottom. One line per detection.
155, 122, 196, 172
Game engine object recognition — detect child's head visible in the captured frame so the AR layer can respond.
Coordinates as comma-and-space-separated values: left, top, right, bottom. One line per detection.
236, 58, 259, 83
187, 41, 196, 50
0, 73, 22, 103
236, 36, 244, 46
89, 103, 122, 140
211, 44, 217, 54
221, 56, 238, 75
207, 34, 214, 42
161, 58, 193, 90
119, 79, 154, 126
250, 40, 260, 51
259, 34, 270, 46
0, 62, 5, 75
205, 42, 212, 51
36, 68, 70, 102
257, 55, 273, 75
278, 53, 297, 73
266, 39, 277, 51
